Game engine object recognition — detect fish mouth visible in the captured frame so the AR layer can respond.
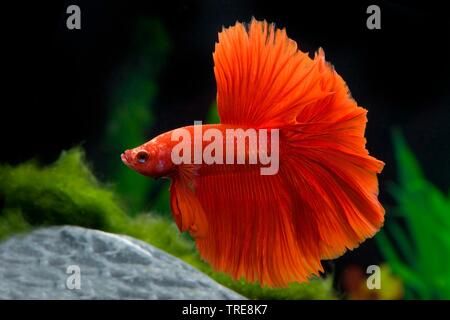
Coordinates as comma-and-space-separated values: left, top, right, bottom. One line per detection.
121, 152, 132, 168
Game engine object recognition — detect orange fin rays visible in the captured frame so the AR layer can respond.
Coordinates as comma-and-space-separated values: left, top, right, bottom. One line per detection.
214, 19, 327, 128
167, 19, 385, 287
193, 164, 324, 286
169, 165, 208, 238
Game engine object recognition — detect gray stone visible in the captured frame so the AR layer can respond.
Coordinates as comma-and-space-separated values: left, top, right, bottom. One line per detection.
0, 226, 245, 300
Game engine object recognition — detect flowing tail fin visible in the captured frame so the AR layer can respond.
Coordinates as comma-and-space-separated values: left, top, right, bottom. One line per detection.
170, 19, 385, 286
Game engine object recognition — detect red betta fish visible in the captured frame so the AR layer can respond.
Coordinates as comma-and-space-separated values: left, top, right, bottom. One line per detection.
121, 19, 385, 287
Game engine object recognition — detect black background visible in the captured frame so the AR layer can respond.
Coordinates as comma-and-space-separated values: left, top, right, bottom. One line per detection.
1, 0, 449, 288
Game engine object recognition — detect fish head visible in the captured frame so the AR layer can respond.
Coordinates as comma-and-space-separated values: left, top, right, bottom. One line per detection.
121, 138, 175, 178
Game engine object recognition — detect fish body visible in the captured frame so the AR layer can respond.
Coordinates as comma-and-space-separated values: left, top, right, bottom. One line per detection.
122, 124, 278, 177
122, 19, 385, 287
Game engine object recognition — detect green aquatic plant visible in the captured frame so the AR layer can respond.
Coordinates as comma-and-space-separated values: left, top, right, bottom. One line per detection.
151, 180, 172, 217
0, 208, 30, 241
0, 147, 335, 299
103, 18, 170, 214
211, 274, 335, 300
376, 129, 450, 299
207, 101, 220, 124
0, 148, 126, 233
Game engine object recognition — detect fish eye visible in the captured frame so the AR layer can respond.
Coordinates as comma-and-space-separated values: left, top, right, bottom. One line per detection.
136, 151, 149, 164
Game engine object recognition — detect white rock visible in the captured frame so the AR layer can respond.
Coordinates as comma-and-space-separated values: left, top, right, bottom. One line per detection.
0, 226, 245, 300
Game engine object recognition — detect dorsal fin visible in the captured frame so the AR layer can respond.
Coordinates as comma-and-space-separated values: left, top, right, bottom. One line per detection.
214, 18, 328, 128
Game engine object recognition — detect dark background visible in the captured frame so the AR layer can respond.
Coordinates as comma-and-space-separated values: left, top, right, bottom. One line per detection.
1, 0, 449, 286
